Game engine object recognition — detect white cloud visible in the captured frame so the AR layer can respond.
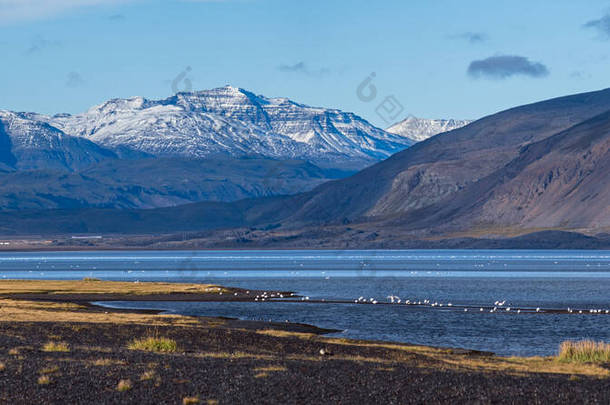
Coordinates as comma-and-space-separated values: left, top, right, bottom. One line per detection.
0, 0, 133, 24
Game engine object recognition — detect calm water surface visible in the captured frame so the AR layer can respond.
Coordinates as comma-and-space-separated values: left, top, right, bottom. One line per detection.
1, 250, 608, 356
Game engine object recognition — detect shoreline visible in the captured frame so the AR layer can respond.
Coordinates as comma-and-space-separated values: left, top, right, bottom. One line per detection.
1, 280, 609, 402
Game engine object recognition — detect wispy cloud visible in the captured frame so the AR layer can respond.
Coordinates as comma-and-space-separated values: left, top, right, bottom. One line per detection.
26, 35, 60, 54
277, 61, 330, 77
583, 13, 610, 39
66, 71, 85, 87
449, 32, 488, 44
0, 0, 132, 24
108, 13, 124, 21
570, 70, 592, 80
467, 55, 549, 80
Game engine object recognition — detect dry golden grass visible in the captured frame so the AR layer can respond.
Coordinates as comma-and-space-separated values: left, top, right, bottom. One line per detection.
0, 299, 200, 326
194, 351, 274, 361
117, 379, 132, 392
256, 329, 316, 339
42, 341, 69, 352
258, 332, 610, 378
558, 340, 610, 364
37, 375, 51, 385
253, 365, 287, 378
40, 365, 60, 374
0, 279, 231, 296
182, 397, 200, 405
140, 370, 157, 381
90, 358, 125, 367
253, 365, 287, 372
128, 337, 178, 353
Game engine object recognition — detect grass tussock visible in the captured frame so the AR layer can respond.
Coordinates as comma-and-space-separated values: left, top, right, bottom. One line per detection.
117, 379, 132, 392
253, 365, 287, 373
42, 341, 69, 352
128, 336, 178, 353
91, 358, 126, 366
140, 370, 156, 381
182, 397, 200, 405
558, 340, 610, 363
40, 365, 60, 374
37, 375, 51, 385
253, 365, 287, 378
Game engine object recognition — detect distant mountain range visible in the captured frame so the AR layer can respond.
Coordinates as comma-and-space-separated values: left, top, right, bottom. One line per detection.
386, 116, 471, 142
34, 85, 415, 167
1, 87, 463, 210
2, 87, 607, 249
2, 87, 608, 249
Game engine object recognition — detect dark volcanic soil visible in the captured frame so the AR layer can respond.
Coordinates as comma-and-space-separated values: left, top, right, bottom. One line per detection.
1, 320, 608, 404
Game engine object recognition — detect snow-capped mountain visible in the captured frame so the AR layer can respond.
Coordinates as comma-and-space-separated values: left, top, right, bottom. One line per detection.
386, 116, 472, 143
45, 86, 414, 167
0, 110, 115, 171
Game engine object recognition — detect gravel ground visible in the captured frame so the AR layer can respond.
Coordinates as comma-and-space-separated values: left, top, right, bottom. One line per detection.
1, 320, 608, 404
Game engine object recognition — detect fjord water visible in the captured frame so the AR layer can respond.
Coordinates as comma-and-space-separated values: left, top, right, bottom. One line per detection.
1, 250, 608, 356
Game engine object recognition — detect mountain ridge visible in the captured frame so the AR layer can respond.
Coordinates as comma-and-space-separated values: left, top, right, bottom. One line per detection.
386, 116, 471, 143
1, 87, 609, 249
41, 85, 416, 168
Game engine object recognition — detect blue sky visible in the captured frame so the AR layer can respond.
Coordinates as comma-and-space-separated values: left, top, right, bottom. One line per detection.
1, 0, 610, 127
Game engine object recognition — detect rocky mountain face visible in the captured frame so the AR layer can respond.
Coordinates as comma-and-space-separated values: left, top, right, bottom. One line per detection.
276, 87, 610, 230
44, 86, 414, 169
0, 111, 116, 171
386, 116, 471, 143
414, 110, 610, 232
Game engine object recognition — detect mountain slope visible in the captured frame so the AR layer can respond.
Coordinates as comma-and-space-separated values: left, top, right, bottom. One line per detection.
386, 116, 471, 143
45, 86, 413, 168
408, 109, 610, 231
0, 111, 116, 171
0, 157, 343, 210
278, 87, 610, 226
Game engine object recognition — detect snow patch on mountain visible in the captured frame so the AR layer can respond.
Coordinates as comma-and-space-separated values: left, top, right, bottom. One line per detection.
46, 86, 415, 166
386, 116, 472, 143
0, 110, 115, 170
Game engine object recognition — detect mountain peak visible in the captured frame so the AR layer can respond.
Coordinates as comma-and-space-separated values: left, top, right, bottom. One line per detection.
386, 116, 472, 143
40, 87, 414, 166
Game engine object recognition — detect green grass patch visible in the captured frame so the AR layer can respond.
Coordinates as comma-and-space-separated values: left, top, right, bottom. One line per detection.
128, 337, 178, 353
558, 340, 610, 363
